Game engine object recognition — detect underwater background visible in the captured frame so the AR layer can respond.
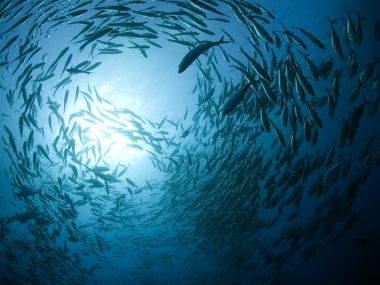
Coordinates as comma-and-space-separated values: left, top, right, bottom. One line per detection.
0, 0, 380, 284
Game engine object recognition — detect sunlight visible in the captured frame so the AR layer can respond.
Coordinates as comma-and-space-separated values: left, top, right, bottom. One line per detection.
97, 84, 112, 95
80, 117, 145, 163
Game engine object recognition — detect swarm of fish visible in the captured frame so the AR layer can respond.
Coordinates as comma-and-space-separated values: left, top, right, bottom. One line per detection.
0, 0, 379, 284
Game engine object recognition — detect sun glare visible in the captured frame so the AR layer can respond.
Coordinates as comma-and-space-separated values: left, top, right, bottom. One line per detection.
79, 112, 145, 164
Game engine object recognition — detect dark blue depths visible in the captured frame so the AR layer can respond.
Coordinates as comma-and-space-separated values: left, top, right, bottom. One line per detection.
0, 0, 380, 285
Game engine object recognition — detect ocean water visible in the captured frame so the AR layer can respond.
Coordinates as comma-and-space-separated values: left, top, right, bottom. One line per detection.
0, 0, 380, 284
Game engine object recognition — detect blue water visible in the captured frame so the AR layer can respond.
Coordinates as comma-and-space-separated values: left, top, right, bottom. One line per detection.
0, 0, 380, 284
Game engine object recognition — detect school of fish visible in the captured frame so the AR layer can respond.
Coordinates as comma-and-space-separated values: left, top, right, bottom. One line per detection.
0, 0, 379, 284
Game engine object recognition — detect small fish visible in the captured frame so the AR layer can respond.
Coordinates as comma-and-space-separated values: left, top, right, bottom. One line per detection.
359, 58, 378, 84
355, 12, 365, 45
333, 211, 365, 243
260, 105, 271, 132
4, 13, 32, 34
95, 233, 104, 253
349, 81, 365, 103
260, 78, 277, 103
0, 35, 18, 54
280, 23, 307, 50
61, 54, 73, 76
317, 59, 334, 79
298, 51, 319, 81
248, 16, 273, 44
344, 8, 357, 44
327, 17, 344, 60
291, 26, 325, 49
37, 145, 53, 164
222, 79, 254, 115
125, 178, 137, 187
240, 47, 270, 82
346, 51, 358, 78
63, 90, 69, 112
189, 0, 224, 16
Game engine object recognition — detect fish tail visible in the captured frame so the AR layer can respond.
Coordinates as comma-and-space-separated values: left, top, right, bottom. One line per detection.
362, 96, 371, 105
358, 79, 366, 89
356, 11, 366, 21
247, 77, 256, 86
218, 36, 228, 44
344, 7, 352, 16
297, 49, 309, 57
327, 17, 336, 25
279, 22, 287, 31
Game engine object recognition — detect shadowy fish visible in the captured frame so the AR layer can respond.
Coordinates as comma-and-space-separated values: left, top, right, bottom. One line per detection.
178, 36, 228, 73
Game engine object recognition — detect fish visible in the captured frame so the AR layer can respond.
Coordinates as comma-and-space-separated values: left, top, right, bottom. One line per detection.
240, 47, 270, 82
298, 51, 319, 81
260, 78, 277, 103
0, 35, 19, 54
228, 2, 247, 25
280, 23, 307, 50
359, 58, 378, 84
78, 27, 113, 51
178, 36, 228, 73
291, 26, 325, 49
354, 12, 365, 45
46, 47, 70, 76
4, 13, 32, 34
260, 105, 271, 132
306, 101, 323, 128
348, 81, 364, 103
294, 64, 315, 96
0, 2, 379, 285
346, 51, 358, 78
327, 17, 344, 59
125, 178, 137, 187
344, 8, 358, 44
248, 16, 273, 44
222, 79, 254, 115
7, 210, 40, 224
63, 90, 69, 112
317, 59, 334, 79
95, 233, 104, 253
189, 0, 224, 16
333, 211, 365, 243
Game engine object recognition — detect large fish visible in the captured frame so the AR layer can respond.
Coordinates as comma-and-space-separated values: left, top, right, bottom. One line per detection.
178, 36, 228, 73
